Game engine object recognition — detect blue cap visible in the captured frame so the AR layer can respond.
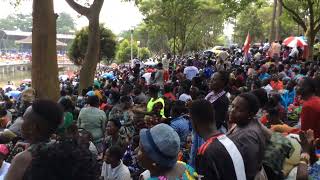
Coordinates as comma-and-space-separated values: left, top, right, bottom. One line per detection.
139, 123, 180, 168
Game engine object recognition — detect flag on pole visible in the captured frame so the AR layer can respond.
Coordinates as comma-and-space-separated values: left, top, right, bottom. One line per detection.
243, 32, 251, 55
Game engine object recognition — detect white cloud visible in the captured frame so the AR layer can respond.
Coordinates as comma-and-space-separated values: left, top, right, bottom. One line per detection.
0, 0, 143, 34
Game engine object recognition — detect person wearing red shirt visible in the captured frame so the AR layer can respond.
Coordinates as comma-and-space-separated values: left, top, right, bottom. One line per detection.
270, 74, 284, 91
296, 77, 320, 138
163, 84, 176, 101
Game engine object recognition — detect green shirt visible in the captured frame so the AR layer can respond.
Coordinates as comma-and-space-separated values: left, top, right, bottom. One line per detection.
58, 112, 74, 134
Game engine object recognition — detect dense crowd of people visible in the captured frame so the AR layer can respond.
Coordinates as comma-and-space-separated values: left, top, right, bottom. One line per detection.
0, 40, 319, 180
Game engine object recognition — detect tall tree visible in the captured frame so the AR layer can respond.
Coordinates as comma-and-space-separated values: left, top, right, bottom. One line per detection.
137, 0, 224, 55
270, 0, 278, 42
32, 0, 60, 100
233, 1, 297, 44
116, 39, 138, 64
66, 0, 104, 92
280, 0, 320, 59
56, 12, 76, 34
0, 14, 32, 31
68, 25, 117, 65
275, 0, 283, 41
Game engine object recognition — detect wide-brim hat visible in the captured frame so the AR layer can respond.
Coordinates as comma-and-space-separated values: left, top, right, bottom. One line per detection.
139, 123, 180, 168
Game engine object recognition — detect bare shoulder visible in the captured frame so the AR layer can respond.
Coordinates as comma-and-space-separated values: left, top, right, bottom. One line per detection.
12, 150, 32, 164
5, 150, 32, 180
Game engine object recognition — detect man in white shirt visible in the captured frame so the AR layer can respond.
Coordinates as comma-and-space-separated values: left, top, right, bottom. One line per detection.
183, 59, 199, 80
289, 47, 299, 59
101, 146, 132, 180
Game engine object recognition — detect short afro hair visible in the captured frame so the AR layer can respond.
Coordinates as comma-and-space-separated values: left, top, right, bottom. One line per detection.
31, 99, 64, 136
238, 92, 260, 115
108, 145, 124, 160
23, 140, 100, 180
108, 118, 122, 129
87, 95, 99, 107
189, 99, 215, 125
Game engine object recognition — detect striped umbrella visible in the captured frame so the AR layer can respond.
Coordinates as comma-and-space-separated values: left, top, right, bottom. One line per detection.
283, 36, 307, 48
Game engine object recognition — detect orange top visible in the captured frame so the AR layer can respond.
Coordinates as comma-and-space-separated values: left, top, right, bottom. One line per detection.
270, 81, 284, 91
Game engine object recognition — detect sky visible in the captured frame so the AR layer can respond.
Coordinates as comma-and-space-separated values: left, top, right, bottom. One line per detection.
0, 0, 144, 34
0, 0, 233, 38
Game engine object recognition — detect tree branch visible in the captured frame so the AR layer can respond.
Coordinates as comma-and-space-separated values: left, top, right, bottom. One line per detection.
65, 0, 90, 16
315, 22, 320, 33
280, 0, 307, 31
307, 0, 315, 29
315, 16, 320, 32
90, 0, 104, 11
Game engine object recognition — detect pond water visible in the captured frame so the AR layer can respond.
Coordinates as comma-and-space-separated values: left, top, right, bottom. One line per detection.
0, 69, 72, 88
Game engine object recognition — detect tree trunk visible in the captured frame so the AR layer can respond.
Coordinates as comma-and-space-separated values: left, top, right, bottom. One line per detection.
32, 0, 59, 101
307, 29, 315, 60
65, 0, 104, 93
275, 0, 282, 41
79, 17, 100, 91
269, 0, 277, 42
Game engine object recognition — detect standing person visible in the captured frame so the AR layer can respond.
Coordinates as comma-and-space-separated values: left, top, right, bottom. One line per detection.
152, 63, 164, 89
228, 93, 268, 179
203, 60, 214, 79
183, 59, 199, 81
170, 101, 190, 147
162, 53, 171, 82
78, 96, 107, 151
5, 100, 64, 180
101, 145, 132, 180
205, 71, 230, 132
269, 41, 281, 59
190, 100, 243, 180
0, 144, 10, 178
296, 77, 320, 138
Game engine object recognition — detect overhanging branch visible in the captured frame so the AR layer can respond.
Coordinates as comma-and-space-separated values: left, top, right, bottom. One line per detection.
65, 0, 90, 16
280, 0, 307, 31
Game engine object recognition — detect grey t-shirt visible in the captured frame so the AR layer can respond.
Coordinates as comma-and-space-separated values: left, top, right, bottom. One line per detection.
8, 117, 24, 137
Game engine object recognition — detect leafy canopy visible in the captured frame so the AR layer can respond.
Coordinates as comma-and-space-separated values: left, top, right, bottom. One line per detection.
68, 25, 117, 65
0, 12, 76, 34
115, 39, 151, 63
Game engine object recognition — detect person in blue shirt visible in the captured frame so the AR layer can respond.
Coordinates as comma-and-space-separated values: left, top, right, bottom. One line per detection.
281, 79, 296, 109
203, 60, 214, 79
258, 65, 271, 81
170, 100, 190, 147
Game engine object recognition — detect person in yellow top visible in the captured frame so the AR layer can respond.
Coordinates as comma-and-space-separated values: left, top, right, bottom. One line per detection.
93, 85, 103, 100
133, 85, 165, 119
147, 85, 165, 118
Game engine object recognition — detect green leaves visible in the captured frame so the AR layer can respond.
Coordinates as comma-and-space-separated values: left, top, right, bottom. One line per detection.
56, 13, 76, 34
135, 0, 225, 54
0, 13, 32, 32
68, 25, 117, 65
115, 39, 151, 63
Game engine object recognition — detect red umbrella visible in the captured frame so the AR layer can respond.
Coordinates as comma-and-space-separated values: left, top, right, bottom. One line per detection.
283, 36, 307, 48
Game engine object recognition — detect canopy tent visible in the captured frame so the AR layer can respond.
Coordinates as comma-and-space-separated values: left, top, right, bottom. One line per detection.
15, 35, 67, 47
